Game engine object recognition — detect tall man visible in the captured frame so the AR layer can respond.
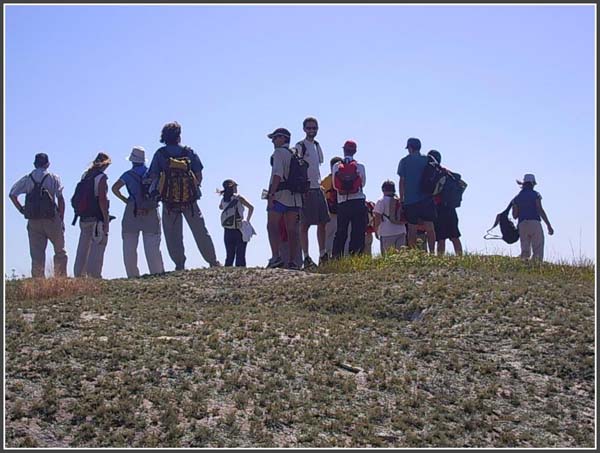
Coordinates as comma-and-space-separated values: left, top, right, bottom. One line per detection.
332, 140, 367, 258
295, 117, 330, 268
397, 137, 436, 252
265, 127, 303, 269
146, 121, 219, 270
9, 153, 68, 278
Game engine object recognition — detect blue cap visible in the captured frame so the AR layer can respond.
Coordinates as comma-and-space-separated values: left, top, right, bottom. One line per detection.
405, 137, 421, 151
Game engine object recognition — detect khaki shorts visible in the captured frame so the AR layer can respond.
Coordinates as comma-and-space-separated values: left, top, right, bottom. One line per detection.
301, 188, 330, 226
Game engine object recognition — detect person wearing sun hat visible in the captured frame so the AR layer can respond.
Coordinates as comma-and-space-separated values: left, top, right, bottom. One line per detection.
111, 146, 165, 277
218, 179, 254, 267
511, 173, 554, 261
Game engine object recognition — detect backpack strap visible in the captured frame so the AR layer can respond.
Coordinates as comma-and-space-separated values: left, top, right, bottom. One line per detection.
29, 172, 49, 190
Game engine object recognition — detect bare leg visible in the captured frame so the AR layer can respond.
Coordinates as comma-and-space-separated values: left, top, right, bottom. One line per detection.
450, 237, 463, 256
437, 239, 446, 256
423, 221, 436, 254
267, 210, 283, 258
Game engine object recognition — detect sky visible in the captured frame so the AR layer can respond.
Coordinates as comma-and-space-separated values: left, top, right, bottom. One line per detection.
3, 4, 596, 279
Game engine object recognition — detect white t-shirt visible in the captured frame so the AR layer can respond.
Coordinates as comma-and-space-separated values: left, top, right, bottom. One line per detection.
295, 139, 323, 189
374, 196, 407, 237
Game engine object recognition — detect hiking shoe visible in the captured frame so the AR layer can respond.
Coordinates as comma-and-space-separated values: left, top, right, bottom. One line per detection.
266, 257, 284, 269
286, 262, 301, 270
303, 255, 317, 269
319, 254, 329, 266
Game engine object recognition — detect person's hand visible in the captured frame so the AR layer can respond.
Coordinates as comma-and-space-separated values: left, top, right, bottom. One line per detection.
103, 221, 109, 234
548, 225, 554, 235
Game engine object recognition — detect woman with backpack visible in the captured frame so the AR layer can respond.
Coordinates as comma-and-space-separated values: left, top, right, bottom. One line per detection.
111, 146, 165, 277
219, 179, 254, 267
511, 173, 554, 261
73, 152, 112, 278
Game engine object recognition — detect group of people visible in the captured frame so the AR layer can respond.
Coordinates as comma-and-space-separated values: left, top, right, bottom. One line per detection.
9, 118, 554, 279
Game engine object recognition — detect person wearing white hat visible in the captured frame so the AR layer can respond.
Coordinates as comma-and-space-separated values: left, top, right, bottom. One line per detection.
111, 146, 165, 277
511, 173, 554, 261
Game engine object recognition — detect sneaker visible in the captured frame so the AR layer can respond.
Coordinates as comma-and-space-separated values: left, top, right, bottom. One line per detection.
303, 255, 317, 269
319, 254, 329, 265
266, 257, 284, 269
286, 262, 301, 270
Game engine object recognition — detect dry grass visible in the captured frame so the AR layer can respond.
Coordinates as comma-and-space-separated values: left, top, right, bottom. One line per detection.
5, 277, 102, 301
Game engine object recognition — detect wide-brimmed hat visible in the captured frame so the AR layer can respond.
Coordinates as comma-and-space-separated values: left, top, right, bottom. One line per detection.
127, 146, 147, 163
517, 173, 536, 185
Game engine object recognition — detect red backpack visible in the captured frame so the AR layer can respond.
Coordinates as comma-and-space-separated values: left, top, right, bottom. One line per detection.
334, 160, 362, 195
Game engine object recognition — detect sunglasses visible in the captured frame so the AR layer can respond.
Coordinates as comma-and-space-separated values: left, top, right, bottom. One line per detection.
305, 126, 318, 131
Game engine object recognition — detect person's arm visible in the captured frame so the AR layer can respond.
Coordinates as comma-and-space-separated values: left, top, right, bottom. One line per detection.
9, 194, 25, 216
111, 179, 129, 204
56, 193, 65, 222
268, 175, 281, 210
399, 176, 406, 203
536, 198, 554, 235
238, 195, 254, 222
373, 212, 382, 239
512, 204, 519, 220
98, 176, 110, 233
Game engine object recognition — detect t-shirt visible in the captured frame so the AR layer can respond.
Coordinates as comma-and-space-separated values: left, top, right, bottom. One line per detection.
119, 164, 148, 206
10, 168, 63, 201
295, 139, 323, 189
270, 146, 303, 208
374, 196, 407, 237
512, 188, 541, 223
332, 157, 366, 203
397, 153, 428, 205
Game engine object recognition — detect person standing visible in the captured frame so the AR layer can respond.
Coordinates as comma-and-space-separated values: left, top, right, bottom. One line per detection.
9, 153, 68, 278
111, 146, 165, 277
265, 127, 303, 269
295, 117, 330, 268
73, 152, 112, 278
146, 121, 220, 270
218, 179, 254, 267
427, 150, 463, 256
320, 156, 343, 261
398, 137, 436, 253
511, 173, 554, 261
332, 140, 367, 258
373, 180, 407, 255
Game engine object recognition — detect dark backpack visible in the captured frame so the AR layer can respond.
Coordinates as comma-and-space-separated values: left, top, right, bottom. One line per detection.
420, 156, 446, 196
439, 171, 467, 208
71, 171, 103, 225
278, 148, 310, 194
127, 170, 159, 216
23, 173, 57, 220
334, 160, 362, 195
484, 202, 519, 244
158, 146, 200, 211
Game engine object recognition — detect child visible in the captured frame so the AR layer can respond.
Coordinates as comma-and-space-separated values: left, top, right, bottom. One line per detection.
511, 173, 554, 261
373, 180, 407, 255
219, 179, 254, 267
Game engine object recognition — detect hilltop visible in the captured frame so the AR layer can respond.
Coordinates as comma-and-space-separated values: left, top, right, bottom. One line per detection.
4, 251, 595, 448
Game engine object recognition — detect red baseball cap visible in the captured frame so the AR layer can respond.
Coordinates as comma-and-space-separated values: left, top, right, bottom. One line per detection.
342, 140, 357, 149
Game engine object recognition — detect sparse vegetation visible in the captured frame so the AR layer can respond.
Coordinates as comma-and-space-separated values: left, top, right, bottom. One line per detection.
5, 250, 595, 447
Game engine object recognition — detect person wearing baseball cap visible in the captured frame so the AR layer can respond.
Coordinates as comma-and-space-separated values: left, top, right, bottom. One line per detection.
111, 146, 165, 278
397, 136, 437, 252
331, 139, 367, 258
511, 173, 554, 261
9, 152, 68, 278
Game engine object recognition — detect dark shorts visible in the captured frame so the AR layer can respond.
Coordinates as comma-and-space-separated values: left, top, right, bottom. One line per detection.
301, 189, 331, 226
404, 197, 437, 225
434, 205, 461, 240
268, 200, 301, 214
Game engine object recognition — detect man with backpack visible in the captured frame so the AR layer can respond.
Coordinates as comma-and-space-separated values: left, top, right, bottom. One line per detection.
294, 117, 330, 269
265, 127, 304, 269
146, 121, 220, 271
427, 150, 463, 256
9, 153, 68, 278
332, 140, 367, 258
111, 146, 165, 277
373, 180, 407, 255
397, 137, 436, 253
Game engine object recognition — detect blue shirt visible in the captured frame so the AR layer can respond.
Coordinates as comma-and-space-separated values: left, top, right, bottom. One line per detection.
397, 153, 428, 204
119, 164, 148, 204
512, 187, 541, 223
146, 144, 204, 179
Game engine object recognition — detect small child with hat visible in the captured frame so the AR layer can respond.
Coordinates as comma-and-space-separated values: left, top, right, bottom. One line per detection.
511, 173, 554, 261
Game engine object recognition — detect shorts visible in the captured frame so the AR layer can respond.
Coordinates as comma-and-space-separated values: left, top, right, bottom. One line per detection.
434, 205, 461, 240
268, 200, 301, 214
301, 189, 331, 226
403, 197, 437, 225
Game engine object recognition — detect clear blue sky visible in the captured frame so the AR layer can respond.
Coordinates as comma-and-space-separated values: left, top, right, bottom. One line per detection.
4, 4, 596, 279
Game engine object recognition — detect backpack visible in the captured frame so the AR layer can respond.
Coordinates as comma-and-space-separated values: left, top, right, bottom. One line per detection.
420, 156, 446, 196
71, 171, 103, 225
439, 172, 467, 208
365, 201, 376, 234
382, 196, 405, 225
127, 170, 159, 216
221, 197, 242, 229
484, 202, 519, 244
158, 147, 200, 211
277, 148, 310, 194
23, 173, 57, 220
334, 160, 362, 195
